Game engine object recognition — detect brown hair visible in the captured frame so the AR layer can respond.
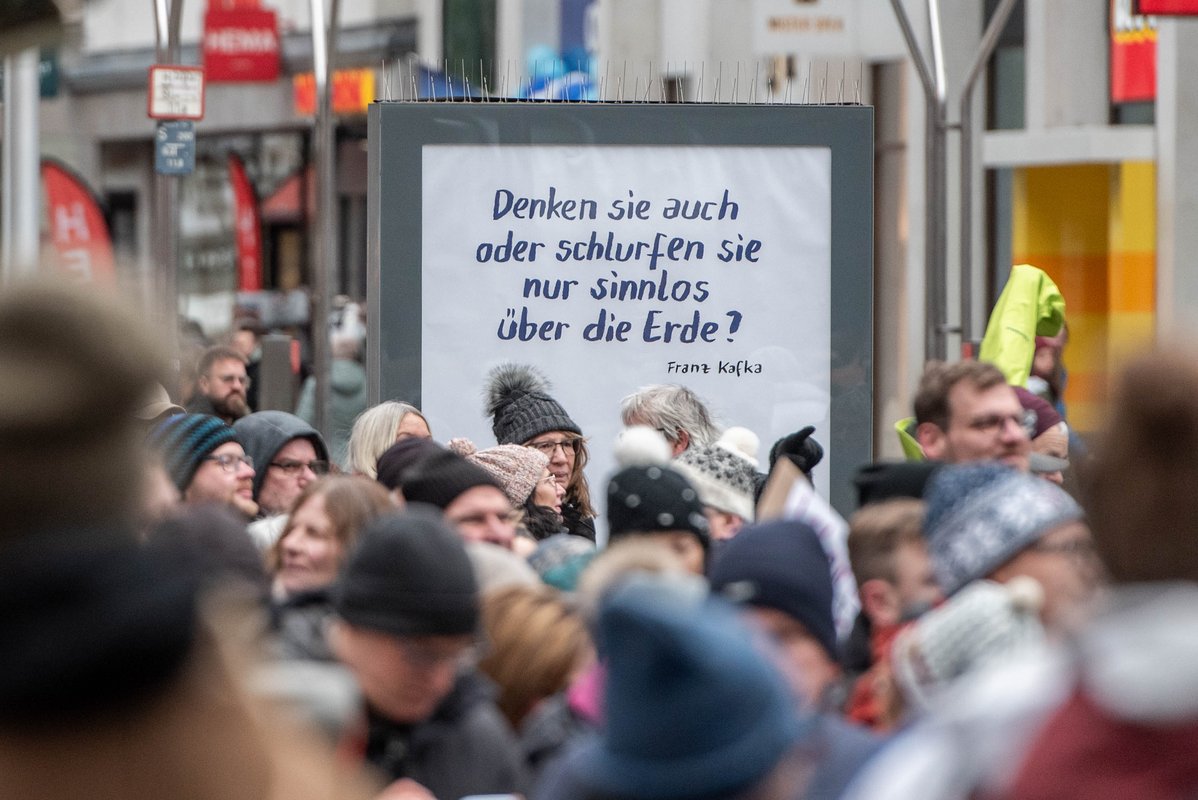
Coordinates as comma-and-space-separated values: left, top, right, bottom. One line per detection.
1083, 346, 1198, 583
913, 360, 1007, 431
270, 476, 393, 572
197, 345, 248, 377
478, 584, 592, 729
566, 437, 596, 519
847, 499, 925, 585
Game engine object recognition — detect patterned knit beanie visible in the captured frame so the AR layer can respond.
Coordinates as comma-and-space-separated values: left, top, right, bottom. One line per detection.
673, 426, 760, 521
147, 413, 239, 492
449, 437, 549, 506
924, 462, 1082, 596
485, 363, 582, 445
607, 427, 709, 549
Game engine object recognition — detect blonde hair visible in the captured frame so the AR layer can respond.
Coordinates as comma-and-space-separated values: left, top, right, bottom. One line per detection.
344, 401, 429, 478
478, 584, 592, 729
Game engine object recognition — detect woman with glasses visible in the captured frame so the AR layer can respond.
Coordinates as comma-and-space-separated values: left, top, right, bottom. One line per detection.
270, 475, 395, 660
486, 363, 597, 542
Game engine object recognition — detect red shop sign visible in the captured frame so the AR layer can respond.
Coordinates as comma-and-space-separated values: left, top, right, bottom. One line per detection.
203, 6, 281, 82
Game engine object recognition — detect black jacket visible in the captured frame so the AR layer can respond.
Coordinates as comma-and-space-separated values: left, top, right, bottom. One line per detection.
363, 670, 527, 799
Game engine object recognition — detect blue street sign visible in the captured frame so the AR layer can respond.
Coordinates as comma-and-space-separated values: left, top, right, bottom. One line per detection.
155, 120, 196, 175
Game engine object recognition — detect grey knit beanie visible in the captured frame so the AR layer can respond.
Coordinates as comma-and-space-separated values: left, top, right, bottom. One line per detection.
485, 363, 582, 445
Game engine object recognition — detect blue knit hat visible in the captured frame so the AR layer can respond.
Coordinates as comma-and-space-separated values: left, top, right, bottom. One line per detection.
147, 413, 239, 492
924, 462, 1083, 596
562, 577, 809, 800
708, 519, 839, 662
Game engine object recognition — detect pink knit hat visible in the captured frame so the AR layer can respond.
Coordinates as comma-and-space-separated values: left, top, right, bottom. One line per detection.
448, 438, 549, 506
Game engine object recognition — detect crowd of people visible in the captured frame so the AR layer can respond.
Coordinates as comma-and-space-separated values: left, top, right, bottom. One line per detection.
4, 275, 1193, 800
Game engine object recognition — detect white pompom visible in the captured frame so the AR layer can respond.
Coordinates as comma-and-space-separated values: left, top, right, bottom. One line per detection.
1005, 575, 1045, 615
614, 425, 672, 467
716, 426, 760, 466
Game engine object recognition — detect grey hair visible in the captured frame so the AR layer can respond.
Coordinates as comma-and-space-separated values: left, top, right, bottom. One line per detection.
619, 384, 720, 449
345, 400, 428, 478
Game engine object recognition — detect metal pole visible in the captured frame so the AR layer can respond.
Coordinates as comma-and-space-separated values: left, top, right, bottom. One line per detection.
153, 0, 183, 382
889, 0, 949, 362
959, 0, 1020, 354
309, 0, 340, 441
2, 49, 42, 281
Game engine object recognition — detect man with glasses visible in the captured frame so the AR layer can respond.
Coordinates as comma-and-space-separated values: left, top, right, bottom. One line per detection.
330, 508, 525, 798
186, 345, 252, 423
148, 413, 259, 519
912, 360, 1032, 473
234, 410, 331, 549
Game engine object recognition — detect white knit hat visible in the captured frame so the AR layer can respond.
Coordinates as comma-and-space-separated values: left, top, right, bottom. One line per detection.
673, 427, 760, 521
891, 576, 1046, 712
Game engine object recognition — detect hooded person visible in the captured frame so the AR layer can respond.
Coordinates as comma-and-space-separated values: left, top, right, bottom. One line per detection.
234, 411, 331, 550
329, 507, 526, 798
486, 363, 596, 541
147, 413, 258, 520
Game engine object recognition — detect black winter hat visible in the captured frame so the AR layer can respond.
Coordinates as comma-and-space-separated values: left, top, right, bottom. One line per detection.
333, 507, 479, 636
399, 448, 504, 510
375, 437, 445, 490
853, 461, 942, 508
485, 363, 582, 445
606, 463, 710, 549
709, 519, 839, 662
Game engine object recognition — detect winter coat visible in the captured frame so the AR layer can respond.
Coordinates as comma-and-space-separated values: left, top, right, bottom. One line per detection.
560, 502, 596, 542
1006, 583, 1198, 799
349, 670, 527, 799
295, 359, 368, 470
272, 588, 337, 662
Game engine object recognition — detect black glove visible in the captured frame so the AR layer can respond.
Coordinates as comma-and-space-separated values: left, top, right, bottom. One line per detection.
769, 425, 824, 476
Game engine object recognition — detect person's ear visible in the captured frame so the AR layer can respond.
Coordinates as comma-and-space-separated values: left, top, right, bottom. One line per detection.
859, 578, 901, 629
916, 422, 946, 460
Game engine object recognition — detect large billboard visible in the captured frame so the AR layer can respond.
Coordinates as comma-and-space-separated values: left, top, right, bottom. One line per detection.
368, 102, 873, 515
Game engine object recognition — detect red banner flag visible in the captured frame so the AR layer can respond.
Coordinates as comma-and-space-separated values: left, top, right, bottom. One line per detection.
228, 153, 263, 292
40, 160, 116, 283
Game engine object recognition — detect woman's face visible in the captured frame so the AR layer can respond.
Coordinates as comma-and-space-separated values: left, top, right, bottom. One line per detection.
533, 468, 565, 514
395, 412, 432, 442
525, 430, 579, 490
277, 493, 342, 594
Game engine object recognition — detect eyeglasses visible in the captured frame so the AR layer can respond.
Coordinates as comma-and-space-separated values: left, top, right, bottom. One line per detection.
528, 437, 582, 457
539, 473, 560, 487
966, 409, 1036, 437
269, 459, 330, 476
203, 453, 253, 472
215, 373, 251, 388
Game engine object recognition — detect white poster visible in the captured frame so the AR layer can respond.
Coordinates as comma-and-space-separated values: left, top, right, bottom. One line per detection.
420, 144, 832, 512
